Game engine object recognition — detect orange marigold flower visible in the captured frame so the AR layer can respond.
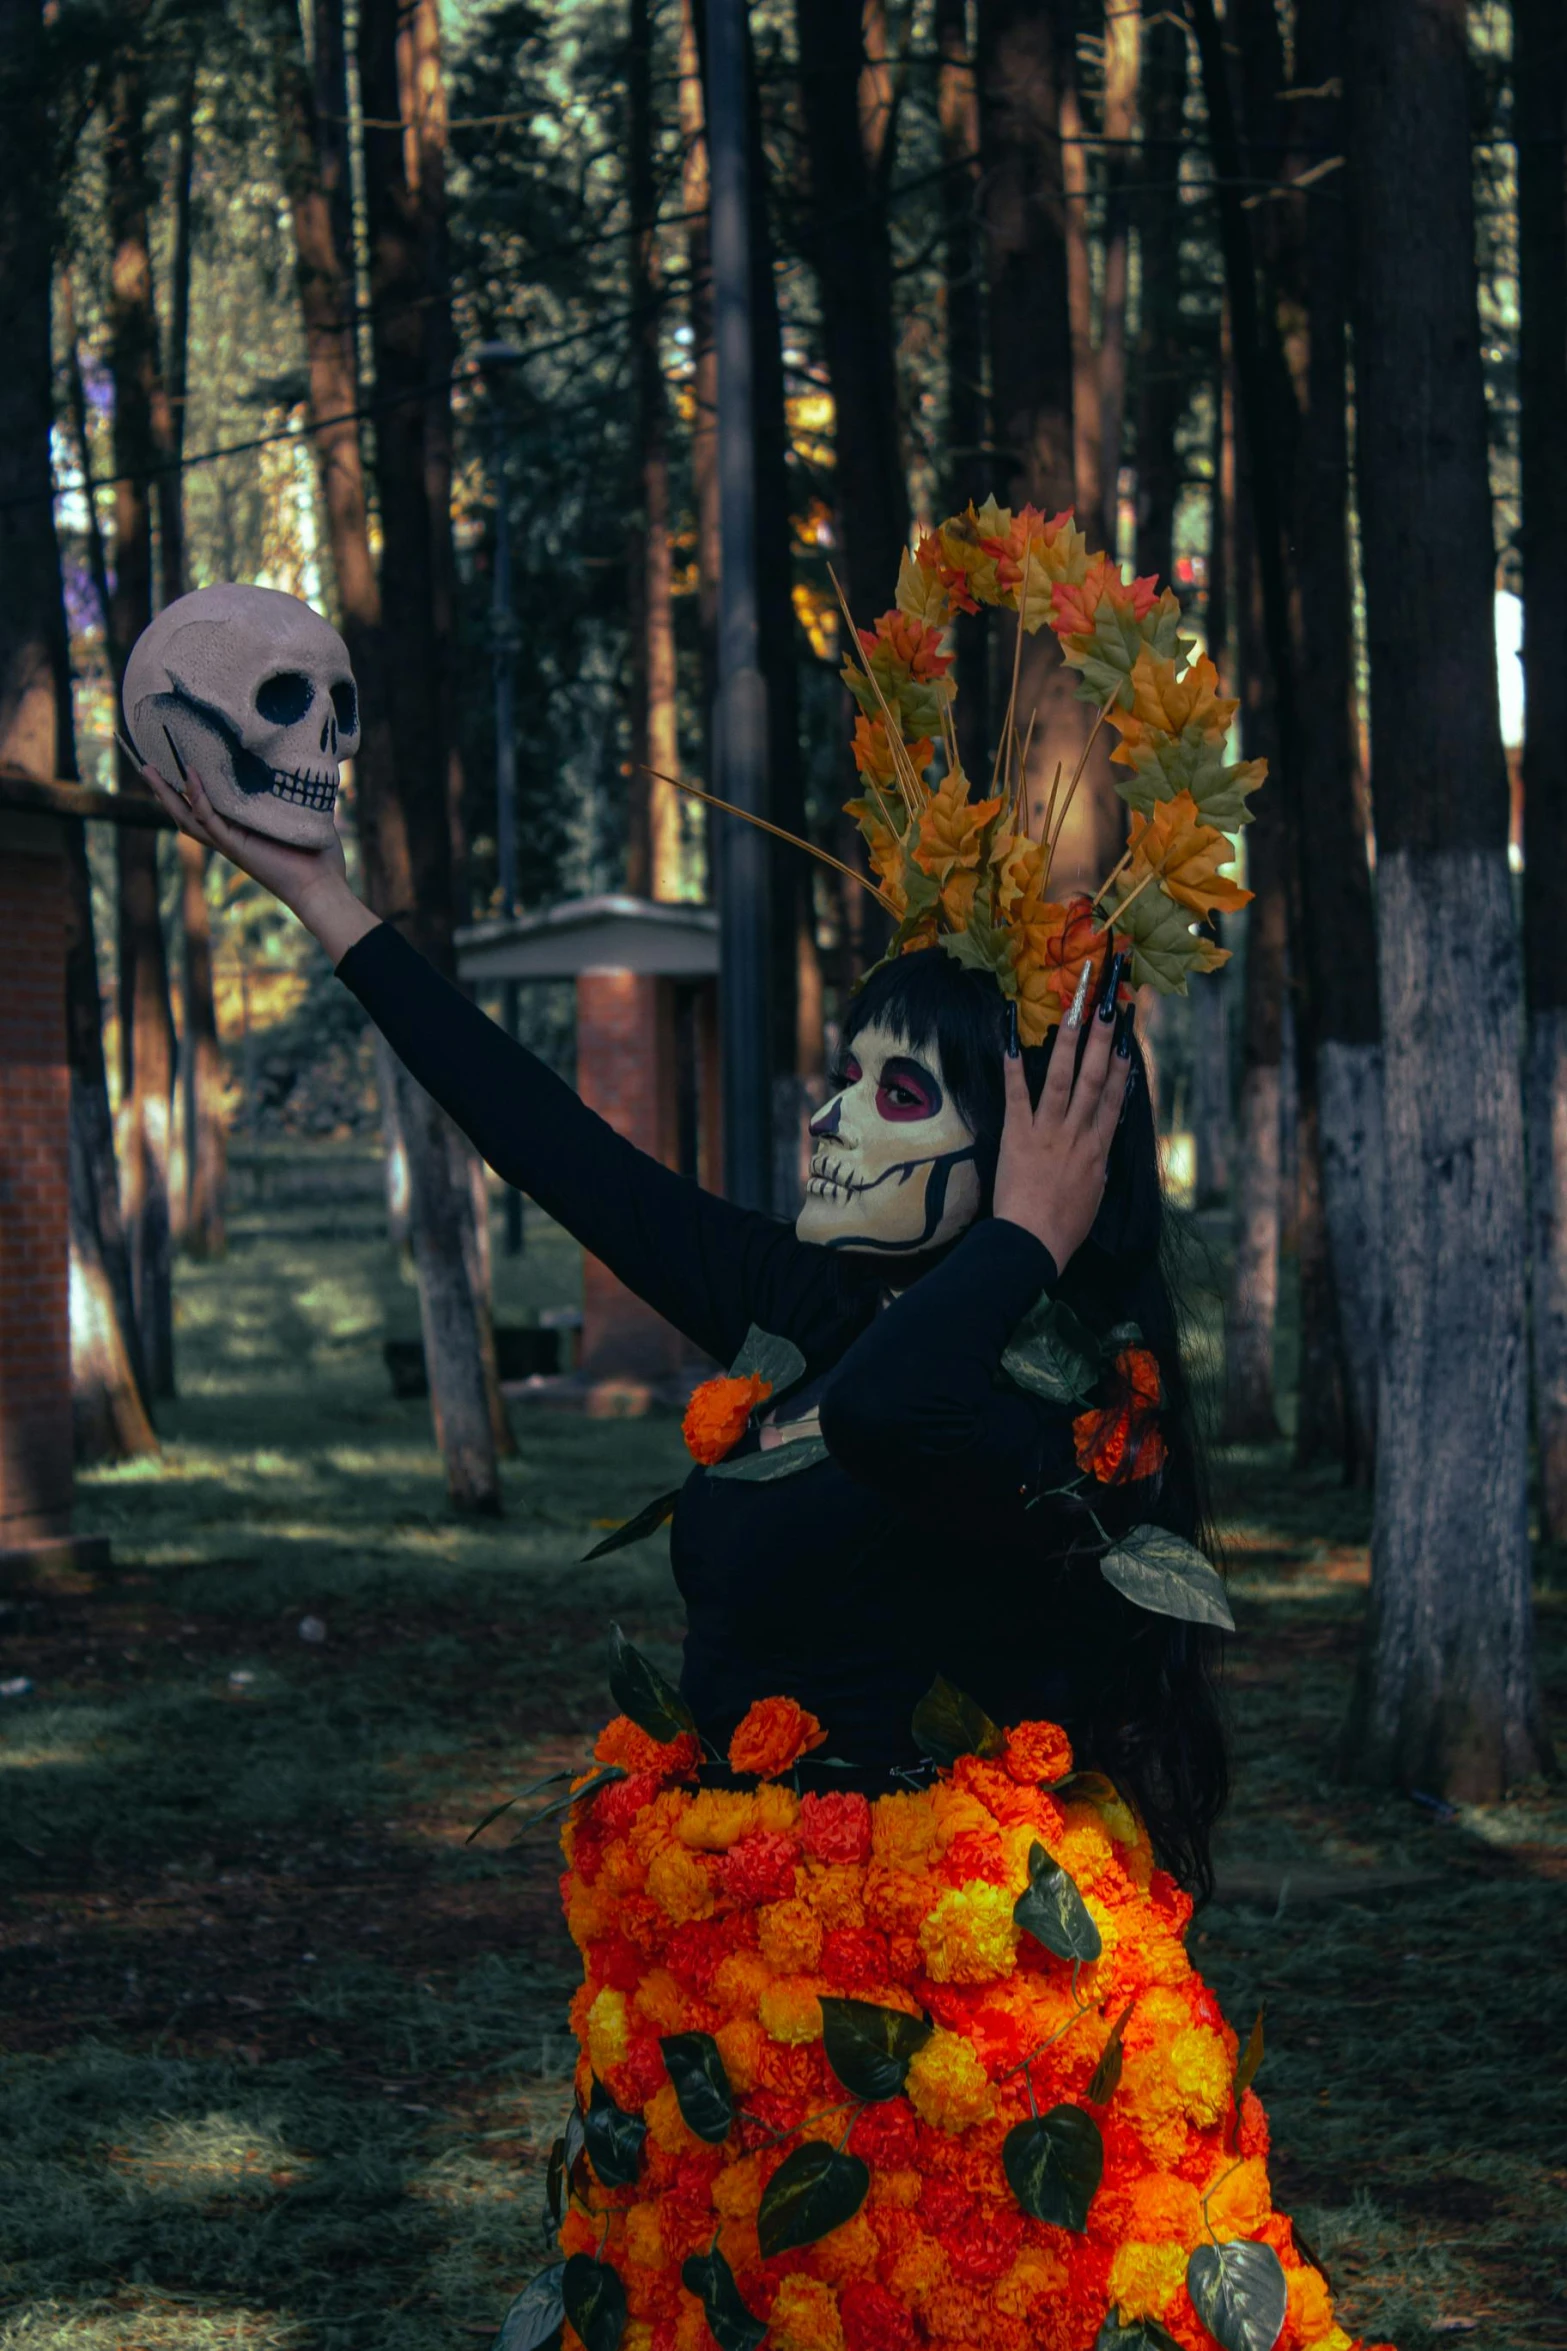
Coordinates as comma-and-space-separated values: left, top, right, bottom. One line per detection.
1003, 1719, 1075, 1786
1073, 1347, 1169, 1486
594, 1714, 702, 1780
758, 1975, 823, 2045
799, 1790, 874, 1866
918, 1881, 1020, 1984
683, 1372, 772, 1465
728, 1695, 828, 1778
1106, 2241, 1186, 2321
758, 1897, 824, 1975
770, 2273, 845, 2351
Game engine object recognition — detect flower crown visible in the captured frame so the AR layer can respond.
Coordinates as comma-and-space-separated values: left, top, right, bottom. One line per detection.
663, 496, 1263, 1048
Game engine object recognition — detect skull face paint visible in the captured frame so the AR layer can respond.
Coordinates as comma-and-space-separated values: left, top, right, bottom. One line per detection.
123, 584, 360, 848
795, 1019, 981, 1255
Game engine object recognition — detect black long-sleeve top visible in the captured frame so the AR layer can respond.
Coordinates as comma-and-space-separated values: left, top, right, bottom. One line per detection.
338, 922, 1143, 1772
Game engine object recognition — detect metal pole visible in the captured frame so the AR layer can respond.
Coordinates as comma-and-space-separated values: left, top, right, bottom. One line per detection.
706, 0, 773, 1210
479, 344, 526, 1254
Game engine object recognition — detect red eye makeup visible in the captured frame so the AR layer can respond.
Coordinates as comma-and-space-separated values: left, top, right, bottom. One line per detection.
874, 1055, 943, 1122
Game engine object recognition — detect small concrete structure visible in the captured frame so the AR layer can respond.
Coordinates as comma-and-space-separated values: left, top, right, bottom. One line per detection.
455, 896, 722, 1401
0, 769, 171, 1570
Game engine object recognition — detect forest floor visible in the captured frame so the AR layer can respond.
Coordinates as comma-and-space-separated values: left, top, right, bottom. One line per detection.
1, 1171, 1564, 2351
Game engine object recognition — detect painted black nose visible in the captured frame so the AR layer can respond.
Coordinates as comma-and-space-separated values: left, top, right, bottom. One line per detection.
320, 714, 337, 754
809, 1094, 843, 1140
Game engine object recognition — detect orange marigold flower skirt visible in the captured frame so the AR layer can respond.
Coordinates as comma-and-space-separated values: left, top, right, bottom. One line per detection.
555, 1711, 1386, 2351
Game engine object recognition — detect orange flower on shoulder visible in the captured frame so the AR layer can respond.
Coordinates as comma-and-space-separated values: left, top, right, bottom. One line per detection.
728, 1696, 828, 1779
1072, 1348, 1168, 1486
682, 1372, 772, 1466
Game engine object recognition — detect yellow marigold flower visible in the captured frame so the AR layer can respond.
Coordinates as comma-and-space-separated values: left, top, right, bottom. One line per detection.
1288, 2264, 1339, 2343
678, 1788, 757, 1851
1107, 2242, 1186, 2320
623, 2326, 654, 2351
753, 1782, 802, 1836
870, 1790, 942, 1871
566, 1877, 614, 1948
714, 2016, 766, 2092
646, 1843, 715, 1923
799, 1862, 867, 1928
632, 1967, 687, 2033
712, 2152, 766, 2220
758, 1897, 824, 1973
1302, 2330, 1353, 2351
729, 1695, 828, 1778
1171, 2024, 1231, 2126
868, 2166, 923, 2209
811, 2212, 880, 2281
919, 1881, 1020, 1983
628, 1789, 689, 1863
1204, 2154, 1271, 2239
712, 1948, 774, 2015
644, 2081, 703, 2155
995, 2248, 1069, 2316
1124, 2172, 1203, 2243
906, 2029, 996, 2132
769, 2273, 844, 2351
586, 1987, 630, 2075
888, 2237, 949, 2305
1055, 1814, 1117, 1892
759, 1975, 823, 2045
624, 2203, 665, 2269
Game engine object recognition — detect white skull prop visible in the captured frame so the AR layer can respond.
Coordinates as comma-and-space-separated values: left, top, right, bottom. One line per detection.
795, 1018, 981, 1256
123, 584, 360, 847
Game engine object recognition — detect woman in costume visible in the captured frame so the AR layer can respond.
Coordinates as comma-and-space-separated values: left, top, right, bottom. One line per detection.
134, 503, 1383, 2351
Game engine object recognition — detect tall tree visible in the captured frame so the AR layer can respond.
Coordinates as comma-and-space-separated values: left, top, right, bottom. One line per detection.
678, 0, 718, 770
1342, 0, 1550, 1794
0, 0, 154, 1460
275, 0, 505, 1512
626, 0, 682, 900
1095, 0, 1139, 556
1133, 2, 1187, 593
103, 36, 178, 1399
978, 0, 1117, 891
1517, 0, 1567, 1540
937, 0, 991, 779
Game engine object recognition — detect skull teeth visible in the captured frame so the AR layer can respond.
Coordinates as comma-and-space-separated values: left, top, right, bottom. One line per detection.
268, 768, 338, 811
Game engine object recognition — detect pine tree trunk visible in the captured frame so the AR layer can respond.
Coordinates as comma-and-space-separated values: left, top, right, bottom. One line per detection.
1096, 0, 1138, 557
679, 0, 718, 794
1516, 0, 1567, 1540
1133, 3, 1186, 590
103, 49, 178, 1399
937, 0, 991, 780
627, 0, 683, 901
1343, 0, 1550, 1795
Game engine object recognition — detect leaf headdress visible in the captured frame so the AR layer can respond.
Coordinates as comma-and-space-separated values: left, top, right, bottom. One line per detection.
665, 496, 1263, 1046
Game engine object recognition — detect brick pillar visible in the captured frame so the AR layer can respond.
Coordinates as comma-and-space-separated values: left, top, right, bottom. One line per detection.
0, 815, 73, 1553
575, 971, 691, 1382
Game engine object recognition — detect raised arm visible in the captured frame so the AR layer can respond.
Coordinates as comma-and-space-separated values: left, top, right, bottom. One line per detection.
131, 759, 842, 1365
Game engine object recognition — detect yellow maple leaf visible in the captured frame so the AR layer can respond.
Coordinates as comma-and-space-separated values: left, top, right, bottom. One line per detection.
895, 545, 955, 629
1110, 646, 1237, 755
940, 869, 979, 929
1122, 791, 1252, 918
991, 829, 1047, 921
912, 765, 1005, 880
845, 795, 910, 911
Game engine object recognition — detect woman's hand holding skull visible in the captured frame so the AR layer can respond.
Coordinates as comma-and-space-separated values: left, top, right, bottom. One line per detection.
993, 956, 1132, 1274
132, 757, 380, 968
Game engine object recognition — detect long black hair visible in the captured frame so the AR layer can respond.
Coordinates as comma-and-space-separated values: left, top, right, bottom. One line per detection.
842, 948, 1228, 1899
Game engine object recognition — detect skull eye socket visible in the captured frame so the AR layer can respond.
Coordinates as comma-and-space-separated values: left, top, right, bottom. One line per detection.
330, 679, 359, 735
256, 671, 315, 726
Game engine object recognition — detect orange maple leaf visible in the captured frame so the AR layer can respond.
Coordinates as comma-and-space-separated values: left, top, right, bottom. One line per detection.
912, 766, 1005, 879
850, 713, 933, 788
1123, 790, 1252, 918
1072, 1349, 1168, 1486
858, 608, 954, 684
845, 793, 910, 911
1010, 894, 1128, 1043
1050, 555, 1161, 648
1109, 647, 1238, 757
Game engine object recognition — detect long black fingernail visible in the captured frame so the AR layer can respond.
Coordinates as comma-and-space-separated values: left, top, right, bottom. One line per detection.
161, 724, 190, 783
1115, 1002, 1135, 1060
1098, 950, 1128, 1022
1005, 999, 1021, 1059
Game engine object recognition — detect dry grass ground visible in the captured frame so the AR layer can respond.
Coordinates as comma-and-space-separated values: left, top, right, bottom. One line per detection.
1, 1175, 1562, 2351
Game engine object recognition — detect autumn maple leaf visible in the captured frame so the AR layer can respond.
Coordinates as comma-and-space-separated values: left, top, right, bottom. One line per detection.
1113, 882, 1232, 993
1106, 648, 1264, 830
1050, 554, 1161, 648
1120, 790, 1252, 918
895, 543, 956, 629
1009, 894, 1128, 1043
912, 766, 1005, 880
1112, 647, 1237, 746
858, 608, 954, 683
850, 713, 933, 790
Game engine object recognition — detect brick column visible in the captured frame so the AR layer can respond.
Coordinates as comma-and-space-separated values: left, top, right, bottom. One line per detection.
575, 970, 692, 1383
0, 813, 73, 1553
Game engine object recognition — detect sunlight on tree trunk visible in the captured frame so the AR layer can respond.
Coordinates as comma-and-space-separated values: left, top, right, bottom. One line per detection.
627, 0, 682, 902
1343, 0, 1550, 1797
1095, 0, 1138, 559
1133, 2, 1186, 593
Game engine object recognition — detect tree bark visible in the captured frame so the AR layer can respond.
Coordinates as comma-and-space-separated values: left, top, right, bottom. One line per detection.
1516, 0, 1567, 1541
103, 46, 177, 1400
0, 0, 155, 1460
978, 0, 1117, 893
679, 0, 719, 786
627, 0, 682, 900
1133, 2, 1186, 591
937, 0, 991, 780
1343, 0, 1550, 1795
1095, 0, 1138, 557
